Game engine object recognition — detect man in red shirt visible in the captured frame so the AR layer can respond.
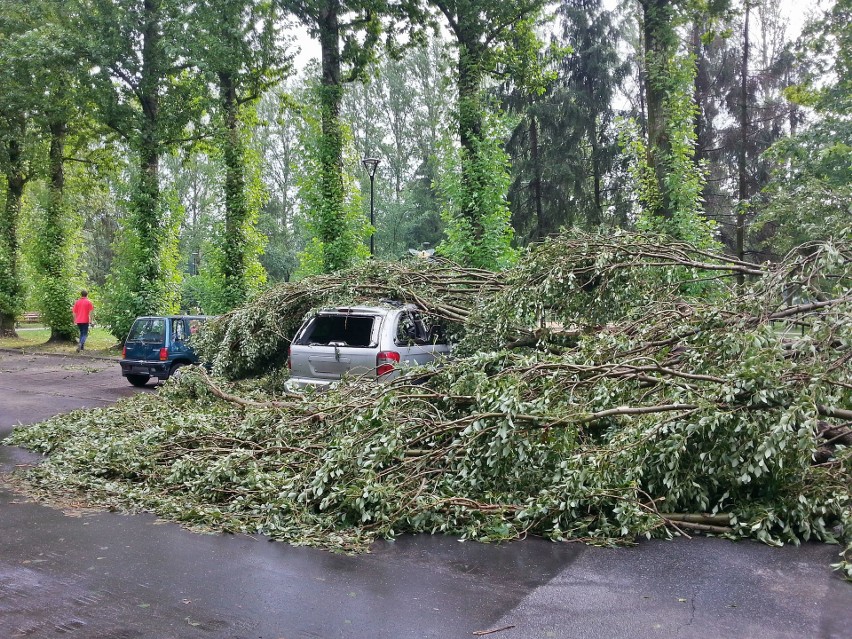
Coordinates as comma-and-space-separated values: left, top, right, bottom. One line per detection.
72, 290, 94, 352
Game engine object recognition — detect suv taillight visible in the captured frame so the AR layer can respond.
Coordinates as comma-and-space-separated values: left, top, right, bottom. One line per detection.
122, 345, 126, 358
376, 351, 400, 377
159, 347, 168, 361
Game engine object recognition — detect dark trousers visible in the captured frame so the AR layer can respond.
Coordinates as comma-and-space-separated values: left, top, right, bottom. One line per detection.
77, 323, 89, 348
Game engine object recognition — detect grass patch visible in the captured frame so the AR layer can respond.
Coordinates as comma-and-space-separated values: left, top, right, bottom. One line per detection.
0, 326, 120, 358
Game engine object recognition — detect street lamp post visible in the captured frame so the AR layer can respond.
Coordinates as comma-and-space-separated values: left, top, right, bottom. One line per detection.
361, 157, 380, 256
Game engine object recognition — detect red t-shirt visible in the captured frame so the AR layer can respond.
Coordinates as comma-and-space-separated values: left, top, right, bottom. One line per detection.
73, 297, 94, 324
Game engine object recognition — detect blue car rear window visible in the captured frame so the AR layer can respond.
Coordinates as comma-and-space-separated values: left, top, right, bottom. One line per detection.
127, 318, 166, 343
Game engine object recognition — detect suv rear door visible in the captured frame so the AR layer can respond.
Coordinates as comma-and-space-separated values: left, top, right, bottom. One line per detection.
290, 311, 381, 382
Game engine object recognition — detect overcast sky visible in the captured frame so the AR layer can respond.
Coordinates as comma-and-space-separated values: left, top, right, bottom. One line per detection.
291, 0, 820, 71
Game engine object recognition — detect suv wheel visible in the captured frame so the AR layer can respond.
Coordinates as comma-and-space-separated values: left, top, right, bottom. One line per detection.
170, 362, 187, 380
127, 374, 150, 387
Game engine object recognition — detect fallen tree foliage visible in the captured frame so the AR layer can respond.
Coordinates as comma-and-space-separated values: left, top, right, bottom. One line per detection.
4, 230, 851, 575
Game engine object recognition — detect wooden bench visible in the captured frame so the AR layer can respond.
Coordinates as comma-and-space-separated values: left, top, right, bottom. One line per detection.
19, 312, 42, 325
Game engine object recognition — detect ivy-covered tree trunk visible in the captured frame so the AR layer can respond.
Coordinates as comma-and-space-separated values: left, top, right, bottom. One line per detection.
219, 70, 249, 307
37, 119, 76, 342
73, 0, 205, 339
455, 37, 492, 250
641, 0, 677, 221
186, 0, 281, 309
134, 126, 164, 306
127, 73, 170, 325
0, 132, 26, 337
434, 0, 544, 269
136, 0, 164, 295
96, 0, 186, 340
317, 0, 352, 273
317, 1, 351, 273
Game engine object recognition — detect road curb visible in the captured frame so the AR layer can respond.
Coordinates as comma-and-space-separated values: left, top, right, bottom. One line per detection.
0, 347, 120, 362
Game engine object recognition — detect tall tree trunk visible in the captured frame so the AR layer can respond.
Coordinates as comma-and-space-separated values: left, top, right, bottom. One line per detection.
219, 70, 248, 307
530, 115, 545, 240
737, 3, 750, 287
586, 75, 602, 227
641, 0, 676, 220
589, 117, 602, 227
135, 134, 161, 286
0, 133, 26, 337
786, 66, 798, 136
133, 0, 164, 307
638, 55, 648, 139
691, 20, 707, 166
457, 38, 485, 242
42, 120, 76, 342
318, 0, 348, 272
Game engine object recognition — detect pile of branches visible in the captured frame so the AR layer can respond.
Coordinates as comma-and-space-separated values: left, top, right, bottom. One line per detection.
5, 230, 851, 574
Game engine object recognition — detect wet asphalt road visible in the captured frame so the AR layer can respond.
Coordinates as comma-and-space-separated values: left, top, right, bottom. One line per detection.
0, 350, 849, 638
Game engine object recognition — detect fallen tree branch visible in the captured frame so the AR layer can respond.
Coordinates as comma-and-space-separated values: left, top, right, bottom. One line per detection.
660, 513, 732, 526
577, 404, 699, 424
473, 625, 516, 636
664, 520, 733, 534
817, 406, 852, 422
769, 297, 851, 321
198, 369, 301, 408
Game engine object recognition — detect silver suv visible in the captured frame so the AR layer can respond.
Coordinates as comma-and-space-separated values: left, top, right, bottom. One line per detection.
287, 304, 449, 388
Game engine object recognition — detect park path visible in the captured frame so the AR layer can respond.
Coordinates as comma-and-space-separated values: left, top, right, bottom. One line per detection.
1, 350, 849, 638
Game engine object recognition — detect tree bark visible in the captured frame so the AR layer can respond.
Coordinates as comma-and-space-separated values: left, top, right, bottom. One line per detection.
0, 129, 26, 337
44, 119, 76, 342
530, 115, 545, 239
219, 69, 248, 307
640, 0, 676, 220
737, 3, 750, 287
134, 0, 163, 292
691, 19, 709, 167
317, 0, 348, 272
587, 84, 603, 227
457, 36, 486, 242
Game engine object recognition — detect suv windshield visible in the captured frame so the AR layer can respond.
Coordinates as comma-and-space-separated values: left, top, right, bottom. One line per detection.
296, 315, 376, 347
127, 318, 166, 343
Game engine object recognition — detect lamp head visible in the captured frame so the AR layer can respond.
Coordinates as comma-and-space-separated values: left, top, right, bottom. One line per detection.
361, 157, 380, 177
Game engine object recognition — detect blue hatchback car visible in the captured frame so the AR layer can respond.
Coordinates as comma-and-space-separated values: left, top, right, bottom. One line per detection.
120, 315, 210, 387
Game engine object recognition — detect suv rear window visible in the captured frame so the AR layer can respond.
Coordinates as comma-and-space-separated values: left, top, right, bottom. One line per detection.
296, 315, 376, 347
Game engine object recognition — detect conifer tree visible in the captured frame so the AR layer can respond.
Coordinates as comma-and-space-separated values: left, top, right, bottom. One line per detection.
505, 0, 629, 243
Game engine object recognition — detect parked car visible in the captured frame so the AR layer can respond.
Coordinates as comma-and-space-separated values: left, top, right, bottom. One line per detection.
120, 315, 210, 387
287, 303, 449, 388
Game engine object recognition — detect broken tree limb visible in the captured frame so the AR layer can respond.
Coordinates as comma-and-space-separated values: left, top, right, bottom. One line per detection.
472, 626, 516, 636
659, 513, 732, 526
577, 404, 699, 424
769, 297, 851, 321
817, 406, 852, 422
664, 519, 733, 534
